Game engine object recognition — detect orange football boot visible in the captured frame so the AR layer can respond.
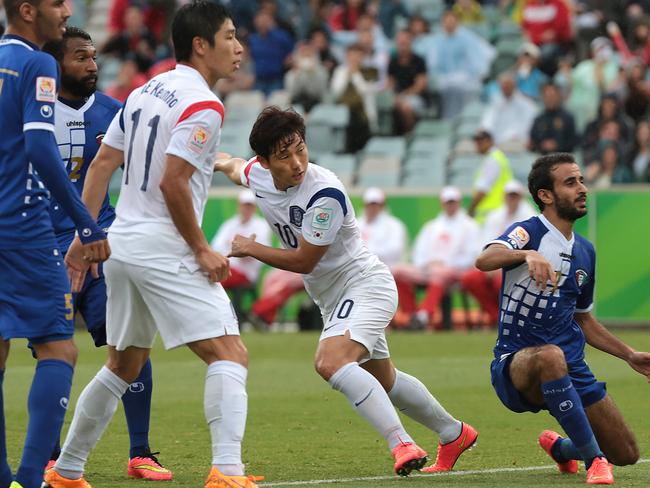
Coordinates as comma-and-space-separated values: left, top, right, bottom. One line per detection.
422, 422, 478, 473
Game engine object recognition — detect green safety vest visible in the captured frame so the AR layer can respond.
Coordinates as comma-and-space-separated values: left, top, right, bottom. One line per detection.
475, 148, 513, 223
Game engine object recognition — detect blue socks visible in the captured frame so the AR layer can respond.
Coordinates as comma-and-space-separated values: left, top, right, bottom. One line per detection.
0, 369, 12, 488
542, 376, 603, 468
16, 359, 73, 488
122, 359, 153, 459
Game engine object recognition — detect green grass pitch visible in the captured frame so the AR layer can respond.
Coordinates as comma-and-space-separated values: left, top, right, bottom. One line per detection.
4, 330, 650, 487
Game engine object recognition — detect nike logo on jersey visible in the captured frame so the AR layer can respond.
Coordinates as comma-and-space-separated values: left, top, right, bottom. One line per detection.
255, 192, 265, 199
354, 389, 373, 407
323, 324, 337, 332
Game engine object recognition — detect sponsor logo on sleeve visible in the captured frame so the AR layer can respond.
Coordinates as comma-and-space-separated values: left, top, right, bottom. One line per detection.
575, 269, 589, 287
95, 132, 105, 145
35, 76, 56, 102
507, 226, 530, 249
289, 205, 304, 227
187, 125, 211, 154
39, 104, 53, 118
312, 207, 333, 230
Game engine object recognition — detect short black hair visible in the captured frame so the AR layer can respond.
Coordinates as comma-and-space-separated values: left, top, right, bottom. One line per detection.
43, 26, 92, 63
249, 106, 306, 160
4, 0, 39, 23
171, 0, 231, 62
528, 152, 577, 211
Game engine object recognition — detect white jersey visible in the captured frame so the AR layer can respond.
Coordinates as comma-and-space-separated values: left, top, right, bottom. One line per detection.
358, 211, 407, 267
240, 159, 381, 310
412, 209, 481, 270
210, 214, 271, 282
102, 64, 225, 272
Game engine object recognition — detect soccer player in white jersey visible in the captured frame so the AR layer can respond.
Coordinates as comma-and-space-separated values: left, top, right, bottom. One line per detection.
215, 106, 477, 476
44, 3, 262, 488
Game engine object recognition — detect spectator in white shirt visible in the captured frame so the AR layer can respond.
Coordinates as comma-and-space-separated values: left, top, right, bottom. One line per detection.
481, 71, 539, 148
461, 180, 537, 327
392, 186, 481, 329
357, 187, 408, 267
211, 189, 271, 320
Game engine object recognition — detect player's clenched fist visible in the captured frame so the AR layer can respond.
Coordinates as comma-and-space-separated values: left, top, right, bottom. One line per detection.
229, 233, 257, 258
196, 247, 230, 284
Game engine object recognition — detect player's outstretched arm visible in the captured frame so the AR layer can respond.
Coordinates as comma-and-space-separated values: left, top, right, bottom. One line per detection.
214, 156, 247, 185
575, 312, 650, 382
230, 234, 328, 274
476, 244, 557, 290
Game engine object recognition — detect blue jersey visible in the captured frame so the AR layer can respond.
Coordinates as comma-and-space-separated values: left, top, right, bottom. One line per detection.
50, 92, 120, 251
490, 214, 596, 364
0, 35, 59, 249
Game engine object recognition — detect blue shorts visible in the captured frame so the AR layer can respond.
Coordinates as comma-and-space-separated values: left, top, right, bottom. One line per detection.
491, 352, 607, 413
0, 247, 74, 342
74, 263, 107, 347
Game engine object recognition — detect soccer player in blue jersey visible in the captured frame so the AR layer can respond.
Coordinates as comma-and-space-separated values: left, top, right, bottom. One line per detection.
476, 153, 650, 485
40, 27, 172, 481
0, 1, 110, 488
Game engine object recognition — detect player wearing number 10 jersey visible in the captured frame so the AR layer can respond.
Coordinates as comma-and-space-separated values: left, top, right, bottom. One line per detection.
45, 3, 262, 488
216, 106, 477, 477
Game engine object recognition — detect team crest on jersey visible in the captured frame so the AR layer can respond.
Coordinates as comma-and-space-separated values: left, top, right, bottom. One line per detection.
35, 76, 56, 102
312, 207, 333, 230
187, 126, 211, 154
40, 105, 53, 118
575, 269, 589, 287
95, 132, 105, 145
507, 226, 530, 249
289, 205, 304, 227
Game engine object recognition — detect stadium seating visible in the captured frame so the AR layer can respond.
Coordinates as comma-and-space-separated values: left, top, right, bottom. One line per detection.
306, 103, 350, 155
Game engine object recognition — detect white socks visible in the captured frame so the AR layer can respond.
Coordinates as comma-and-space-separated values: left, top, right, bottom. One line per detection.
387, 369, 462, 444
56, 366, 129, 479
205, 360, 248, 476
329, 362, 412, 449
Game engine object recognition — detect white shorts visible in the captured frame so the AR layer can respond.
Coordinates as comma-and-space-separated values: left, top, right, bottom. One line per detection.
318, 266, 397, 361
104, 258, 239, 351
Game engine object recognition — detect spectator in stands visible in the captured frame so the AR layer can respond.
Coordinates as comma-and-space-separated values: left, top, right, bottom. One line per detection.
530, 82, 578, 154
331, 43, 377, 152
308, 27, 338, 75
452, 0, 485, 24
102, 3, 158, 73
427, 10, 496, 118
607, 18, 650, 67
622, 60, 650, 122
582, 94, 635, 164
284, 41, 329, 113
105, 57, 147, 102
521, 0, 573, 75
249, 10, 295, 96
562, 37, 620, 131
626, 118, 650, 181
392, 186, 481, 330
329, 0, 369, 32
108, 0, 172, 42
585, 139, 634, 187
356, 14, 390, 89
357, 187, 408, 268
573, 0, 627, 62
485, 42, 548, 101
259, 0, 296, 39
407, 14, 432, 59
480, 71, 539, 147
461, 180, 536, 328
468, 130, 514, 223
210, 190, 271, 323
378, 0, 410, 38
386, 29, 428, 135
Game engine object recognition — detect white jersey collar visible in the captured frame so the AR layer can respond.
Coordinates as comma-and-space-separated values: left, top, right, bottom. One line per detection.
173, 63, 210, 90
56, 94, 96, 115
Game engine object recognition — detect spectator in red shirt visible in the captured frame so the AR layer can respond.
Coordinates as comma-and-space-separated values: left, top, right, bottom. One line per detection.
521, 0, 572, 75
329, 0, 369, 32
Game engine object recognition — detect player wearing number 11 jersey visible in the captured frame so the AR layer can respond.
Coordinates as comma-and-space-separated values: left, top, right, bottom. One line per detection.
216, 106, 478, 477
45, 3, 262, 488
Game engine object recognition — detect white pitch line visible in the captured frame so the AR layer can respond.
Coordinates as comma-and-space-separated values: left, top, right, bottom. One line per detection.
259, 458, 650, 487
